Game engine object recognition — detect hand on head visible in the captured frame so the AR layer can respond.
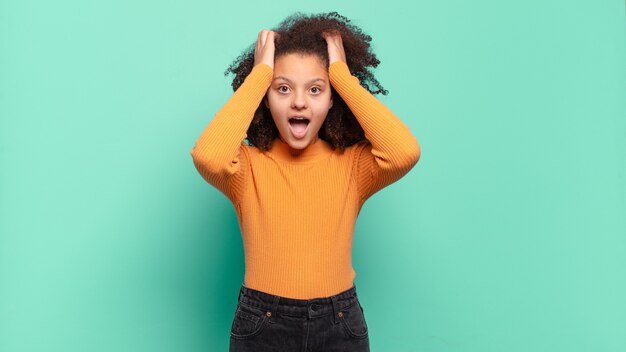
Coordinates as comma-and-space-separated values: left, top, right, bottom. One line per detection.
254, 30, 278, 69
253, 29, 347, 70
322, 30, 347, 65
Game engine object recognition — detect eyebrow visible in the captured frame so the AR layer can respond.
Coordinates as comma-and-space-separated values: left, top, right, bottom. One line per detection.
272, 76, 326, 85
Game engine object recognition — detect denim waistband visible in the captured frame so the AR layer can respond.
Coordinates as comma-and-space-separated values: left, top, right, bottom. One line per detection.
237, 284, 359, 321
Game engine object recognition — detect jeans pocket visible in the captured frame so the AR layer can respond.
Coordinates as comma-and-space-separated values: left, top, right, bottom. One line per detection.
338, 299, 369, 339
230, 302, 270, 340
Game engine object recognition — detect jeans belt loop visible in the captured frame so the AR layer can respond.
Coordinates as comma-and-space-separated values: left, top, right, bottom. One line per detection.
330, 294, 340, 325
270, 295, 280, 317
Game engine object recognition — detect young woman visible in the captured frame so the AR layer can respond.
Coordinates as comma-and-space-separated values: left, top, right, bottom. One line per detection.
191, 12, 421, 352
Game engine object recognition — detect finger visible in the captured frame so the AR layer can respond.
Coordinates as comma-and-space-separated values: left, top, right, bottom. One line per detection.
337, 37, 344, 49
323, 33, 335, 45
334, 34, 343, 45
325, 31, 338, 40
257, 30, 267, 51
261, 30, 268, 47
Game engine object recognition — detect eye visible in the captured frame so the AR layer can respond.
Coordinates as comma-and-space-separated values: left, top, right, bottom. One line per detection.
310, 87, 321, 94
277, 85, 290, 94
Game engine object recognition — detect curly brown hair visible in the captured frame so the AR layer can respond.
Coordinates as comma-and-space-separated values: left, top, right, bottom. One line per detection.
224, 11, 388, 152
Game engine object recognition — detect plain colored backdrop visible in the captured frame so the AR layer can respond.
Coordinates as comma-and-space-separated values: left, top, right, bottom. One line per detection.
1, 1, 625, 351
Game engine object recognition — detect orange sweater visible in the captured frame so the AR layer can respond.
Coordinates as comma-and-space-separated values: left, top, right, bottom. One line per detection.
191, 61, 420, 299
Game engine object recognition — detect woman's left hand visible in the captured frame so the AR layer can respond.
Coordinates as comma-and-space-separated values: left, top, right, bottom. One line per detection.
322, 30, 346, 65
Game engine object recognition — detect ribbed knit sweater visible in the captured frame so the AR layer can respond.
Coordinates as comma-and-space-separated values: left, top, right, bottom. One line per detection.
190, 61, 420, 299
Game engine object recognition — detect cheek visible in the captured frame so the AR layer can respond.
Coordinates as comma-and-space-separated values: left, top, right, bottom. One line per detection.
316, 97, 333, 113
266, 99, 287, 124
267, 94, 288, 109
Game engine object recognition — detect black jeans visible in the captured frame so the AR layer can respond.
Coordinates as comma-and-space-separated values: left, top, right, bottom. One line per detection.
229, 283, 370, 352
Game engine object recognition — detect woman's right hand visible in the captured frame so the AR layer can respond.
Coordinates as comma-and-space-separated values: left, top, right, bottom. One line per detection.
253, 30, 278, 69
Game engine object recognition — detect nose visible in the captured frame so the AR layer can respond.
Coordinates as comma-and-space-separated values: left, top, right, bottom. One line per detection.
291, 90, 307, 109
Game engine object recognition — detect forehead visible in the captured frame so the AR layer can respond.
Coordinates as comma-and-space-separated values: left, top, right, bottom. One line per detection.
273, 53, 328, 80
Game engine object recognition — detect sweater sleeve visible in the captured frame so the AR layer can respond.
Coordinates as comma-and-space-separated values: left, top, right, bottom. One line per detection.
328, 61, 421, 203
190, 63, 274, 204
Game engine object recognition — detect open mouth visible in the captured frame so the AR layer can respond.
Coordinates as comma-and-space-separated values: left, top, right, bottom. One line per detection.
288, 117, 310, 138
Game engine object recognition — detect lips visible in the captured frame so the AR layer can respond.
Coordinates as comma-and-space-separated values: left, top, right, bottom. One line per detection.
288, 116, 310, 124
288, 116, 310, 139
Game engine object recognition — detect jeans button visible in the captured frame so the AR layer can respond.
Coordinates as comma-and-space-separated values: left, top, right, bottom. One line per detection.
310, 304, 318, 311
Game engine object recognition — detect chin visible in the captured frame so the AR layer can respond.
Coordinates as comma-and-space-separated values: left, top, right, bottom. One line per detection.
281, 133, 318, 149
286, 138, 311, 149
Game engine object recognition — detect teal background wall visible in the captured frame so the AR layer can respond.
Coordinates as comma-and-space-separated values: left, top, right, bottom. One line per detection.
1, 1, 624, 351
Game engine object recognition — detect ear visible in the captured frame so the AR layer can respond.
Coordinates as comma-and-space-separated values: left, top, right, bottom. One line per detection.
263, 95, 269, 109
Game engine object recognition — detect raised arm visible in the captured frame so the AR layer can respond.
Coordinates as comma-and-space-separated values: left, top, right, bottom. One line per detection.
323, 31, 421, 203
190, 30, 276, 204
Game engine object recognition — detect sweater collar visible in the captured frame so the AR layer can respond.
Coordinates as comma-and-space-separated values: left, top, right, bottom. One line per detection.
267, 137, 334, 163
